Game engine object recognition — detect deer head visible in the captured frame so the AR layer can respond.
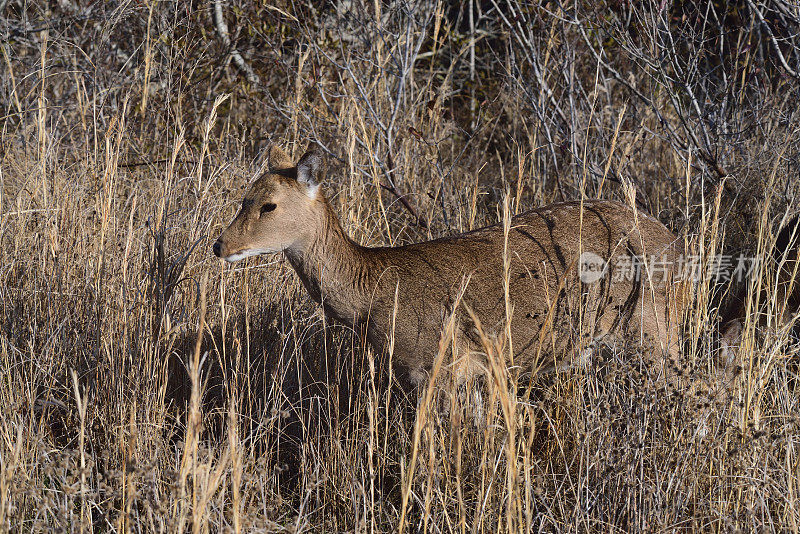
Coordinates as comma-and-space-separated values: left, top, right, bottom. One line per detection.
213, 144, 324, 262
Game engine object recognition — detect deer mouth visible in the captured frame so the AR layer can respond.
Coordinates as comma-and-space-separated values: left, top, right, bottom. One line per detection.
214, 237, 286, 263
215, 242, 279, 263
221, 248, 266, 263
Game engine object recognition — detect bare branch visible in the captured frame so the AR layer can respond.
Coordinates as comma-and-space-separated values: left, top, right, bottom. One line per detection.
212, 0, 260, 86
747, 0, 800, 79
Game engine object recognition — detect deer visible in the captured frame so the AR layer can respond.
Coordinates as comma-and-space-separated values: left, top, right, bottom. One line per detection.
212, 143, 718, 387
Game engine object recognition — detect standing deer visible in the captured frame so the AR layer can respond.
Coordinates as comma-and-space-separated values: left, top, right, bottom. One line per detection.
213, 143, 700, 385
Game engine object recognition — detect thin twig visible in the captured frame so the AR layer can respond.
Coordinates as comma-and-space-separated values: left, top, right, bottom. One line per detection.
379, 182, 428, 229
120, 158, 197, 169
747, 0, 800, 79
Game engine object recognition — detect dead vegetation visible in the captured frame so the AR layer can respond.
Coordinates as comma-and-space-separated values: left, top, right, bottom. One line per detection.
1, 0, 800, 531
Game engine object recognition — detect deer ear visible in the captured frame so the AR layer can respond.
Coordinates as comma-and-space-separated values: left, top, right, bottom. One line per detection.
267, 144, 293, 171
296, 143, 323, 195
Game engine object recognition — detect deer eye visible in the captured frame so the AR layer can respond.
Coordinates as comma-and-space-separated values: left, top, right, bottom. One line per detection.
260, 203, 277, 215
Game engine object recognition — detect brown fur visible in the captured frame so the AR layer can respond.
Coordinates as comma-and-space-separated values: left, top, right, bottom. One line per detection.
214, 144, 688, 384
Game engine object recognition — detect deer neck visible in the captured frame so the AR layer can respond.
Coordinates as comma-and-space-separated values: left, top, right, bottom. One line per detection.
283, 197, 376, 322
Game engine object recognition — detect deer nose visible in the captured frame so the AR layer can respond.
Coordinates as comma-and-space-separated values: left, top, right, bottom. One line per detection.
213, 241, 222, 257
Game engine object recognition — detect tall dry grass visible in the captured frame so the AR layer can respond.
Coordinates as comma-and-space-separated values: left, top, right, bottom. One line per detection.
1, 0, 800, 531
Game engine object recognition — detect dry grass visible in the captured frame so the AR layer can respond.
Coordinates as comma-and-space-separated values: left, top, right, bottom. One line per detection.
2, 1, 800, 532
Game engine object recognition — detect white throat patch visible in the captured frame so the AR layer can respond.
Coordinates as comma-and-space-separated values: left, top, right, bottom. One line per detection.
305, 184, 320, 199
224, 248, 274, 263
